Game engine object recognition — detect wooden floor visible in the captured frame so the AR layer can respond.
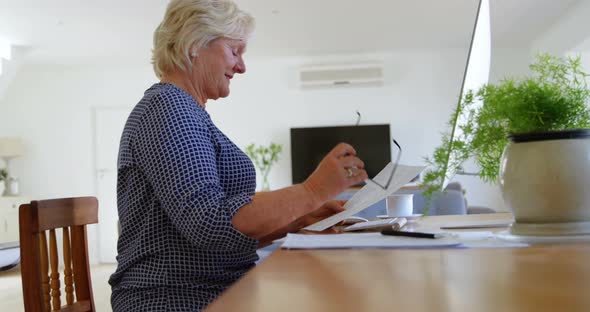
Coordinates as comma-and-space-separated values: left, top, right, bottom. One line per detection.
0, 264, 116, 312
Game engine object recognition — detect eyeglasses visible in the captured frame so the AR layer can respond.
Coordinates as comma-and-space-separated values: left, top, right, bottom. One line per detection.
365, 139, 402, 191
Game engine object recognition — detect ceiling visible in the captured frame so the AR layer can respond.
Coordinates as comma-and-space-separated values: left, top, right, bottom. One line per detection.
0, 0, 585, 64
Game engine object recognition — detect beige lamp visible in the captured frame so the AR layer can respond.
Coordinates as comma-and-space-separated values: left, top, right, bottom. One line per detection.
0, 137, 24, 196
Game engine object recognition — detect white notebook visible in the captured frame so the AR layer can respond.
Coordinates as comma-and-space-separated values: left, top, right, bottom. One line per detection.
342, 217, 407, 232
281, 232, 461, 249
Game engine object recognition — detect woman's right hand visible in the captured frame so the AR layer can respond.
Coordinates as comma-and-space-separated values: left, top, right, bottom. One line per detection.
303, 143, 368, 203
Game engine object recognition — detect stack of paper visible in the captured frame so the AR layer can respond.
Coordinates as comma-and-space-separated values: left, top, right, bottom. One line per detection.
281, 233, 461, 249
440, 219, 514, 229
280, 232, 528, 249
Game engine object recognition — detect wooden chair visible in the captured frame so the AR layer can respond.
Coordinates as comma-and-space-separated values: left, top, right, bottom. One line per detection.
19, 197, 98, 312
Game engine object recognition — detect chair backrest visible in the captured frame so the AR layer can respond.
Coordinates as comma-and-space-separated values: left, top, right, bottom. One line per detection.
410, 189, 466, 215
19, 197, 98, 312
432, 189, 467, 215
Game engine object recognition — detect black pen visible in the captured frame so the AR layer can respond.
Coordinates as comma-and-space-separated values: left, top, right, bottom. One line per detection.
380, 229, 442, 239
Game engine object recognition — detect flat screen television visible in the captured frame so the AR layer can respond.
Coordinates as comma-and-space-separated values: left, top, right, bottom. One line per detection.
290, 124, 391, 184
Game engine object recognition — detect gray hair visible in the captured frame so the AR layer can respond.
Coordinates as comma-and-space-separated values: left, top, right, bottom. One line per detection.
152, 0, 255, 78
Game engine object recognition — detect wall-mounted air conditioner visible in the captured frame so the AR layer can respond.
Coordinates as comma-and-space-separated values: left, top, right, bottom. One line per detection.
298, 62, 384, 88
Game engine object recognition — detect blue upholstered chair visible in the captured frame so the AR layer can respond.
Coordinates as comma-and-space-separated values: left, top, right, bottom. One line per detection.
415, 189, 466, 215
443, 182, 496, 214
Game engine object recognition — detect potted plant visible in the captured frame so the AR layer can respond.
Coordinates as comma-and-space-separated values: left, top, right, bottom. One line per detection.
0, 168, 7, 195
245, 142, 283, 191
422, 53, 590, 236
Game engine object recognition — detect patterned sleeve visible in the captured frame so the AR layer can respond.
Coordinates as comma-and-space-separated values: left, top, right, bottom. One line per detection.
132, 92, 257, 250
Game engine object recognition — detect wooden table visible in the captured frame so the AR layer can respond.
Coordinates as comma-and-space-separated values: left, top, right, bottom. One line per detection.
205, 213, 590, 312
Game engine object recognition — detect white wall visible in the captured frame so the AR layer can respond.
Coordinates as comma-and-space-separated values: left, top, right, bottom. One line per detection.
1, 49, 509, 261
0, 46, 25, 100
0, 64, 154, 197
532, 0, 590, 55
489, 48, 532, 83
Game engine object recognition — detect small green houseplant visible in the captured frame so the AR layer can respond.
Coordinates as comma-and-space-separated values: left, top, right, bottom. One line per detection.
245, 142, 283, 191
422, 53, 590, 235
0, 168, 7, 196
0, 168, 7, 182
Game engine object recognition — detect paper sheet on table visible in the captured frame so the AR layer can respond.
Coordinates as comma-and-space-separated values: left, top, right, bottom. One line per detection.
304, 163, 426, 231
447, 231, 529, 248
439, 219, 514, 229
280, 232, 528, 249
281, 233, 461, 249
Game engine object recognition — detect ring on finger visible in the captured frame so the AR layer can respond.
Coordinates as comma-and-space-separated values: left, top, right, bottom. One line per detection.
346, 167, 354, 178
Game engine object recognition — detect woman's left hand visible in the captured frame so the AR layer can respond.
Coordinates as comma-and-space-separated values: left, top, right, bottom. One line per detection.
298, 200, 346, 228
257, 200, 346, 248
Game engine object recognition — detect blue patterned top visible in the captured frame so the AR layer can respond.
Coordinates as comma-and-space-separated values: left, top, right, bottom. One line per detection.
109, 83, 259, 311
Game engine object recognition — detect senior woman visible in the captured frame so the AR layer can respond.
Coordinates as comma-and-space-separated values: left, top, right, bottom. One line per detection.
109, 0, 367, 311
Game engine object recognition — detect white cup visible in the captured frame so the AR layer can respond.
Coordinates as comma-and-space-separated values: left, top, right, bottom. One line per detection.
386, 194, 414, 217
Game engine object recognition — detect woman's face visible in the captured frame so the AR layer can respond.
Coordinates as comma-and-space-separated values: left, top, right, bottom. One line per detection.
192, 37, 247, 101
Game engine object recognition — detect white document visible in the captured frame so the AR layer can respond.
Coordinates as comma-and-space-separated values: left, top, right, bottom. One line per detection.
447, 231, 528, 248
280, 232, 527, 249
304, 163, 426, 231
281, 232, 461, 249
440, 219, 514, 229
